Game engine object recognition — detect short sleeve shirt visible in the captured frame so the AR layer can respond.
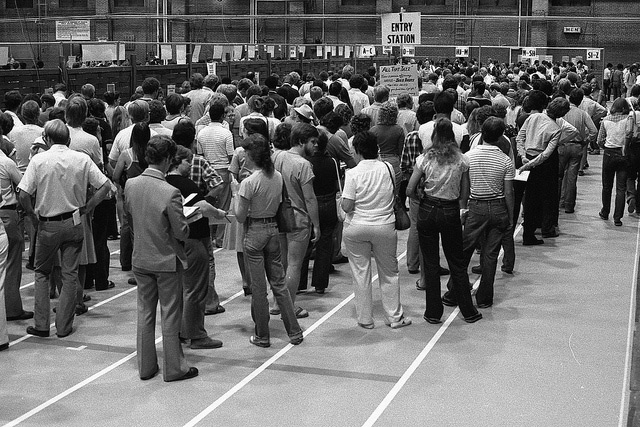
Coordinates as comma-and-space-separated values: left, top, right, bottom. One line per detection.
342, 159, 394, 225
415, 152, 469, 200
272, 150, 315, 227
238, 169, 283, 219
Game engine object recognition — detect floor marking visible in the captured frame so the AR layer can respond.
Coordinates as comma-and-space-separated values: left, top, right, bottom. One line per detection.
361, 225, 522, 427
4, 289, 242, 427
66, 345, 87, 351
182, 250, 408, 427
618, 217, 640, 427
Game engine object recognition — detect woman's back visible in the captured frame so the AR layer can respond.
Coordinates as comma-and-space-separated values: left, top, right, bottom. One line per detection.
343, 159, 394, 225
416, 150, 468, 201
238, 169, 282, 218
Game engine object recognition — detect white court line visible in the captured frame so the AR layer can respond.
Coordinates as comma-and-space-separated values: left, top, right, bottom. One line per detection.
361, 225, 522, 427
3, 289, 244, 427
182, 251, 408, 427
618, 218, 640, 427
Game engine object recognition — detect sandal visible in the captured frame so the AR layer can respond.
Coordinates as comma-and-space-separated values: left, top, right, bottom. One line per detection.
387, 317, 412, 329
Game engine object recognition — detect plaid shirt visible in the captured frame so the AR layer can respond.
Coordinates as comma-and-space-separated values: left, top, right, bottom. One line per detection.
400, 131, 422, 179
190, 154, 223, 194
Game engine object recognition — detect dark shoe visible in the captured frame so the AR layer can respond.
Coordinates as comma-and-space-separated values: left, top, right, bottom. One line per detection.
599, 210, 608, 220
615, 219, 623, 226
204, 305, 225, 315
75, 304, 88, 316
95, 281, 115, 291
477, 303, 493, 309
296, 288, 308, 295
290, 335, 304, 345
629, 199, 636, 214
471, 265, 482, 274
243, 287, 252, 296
121, 266, 132, 272
439, 266, 450, 276
127, 277, 137, 285
542, 231, 559, 238
332, 255, 349, 264
501, 266, 514, 274
408, 269, 420, 274
141, 364, 159, 380
441, 296, 457, 307
166, 367, 198, 382
82, 294, 91, 302
523, 238, 544, 246
564, 209, 575, 214
56, 328, 75, 338
583, 162, 589, 169
26, 326, 50, 337
25, 262, 35, 271
358, 322, 374, 329
463, 312, 483, 323
7, 310, 34, 321
415, 279, 426, 291
578, 171, 585, 176
295, 307, 309, 318
0, 342, 8, 351
190, 336, 223, 349
329, 265, 337, 273
249, 335, 270, 348
423, 315, 442, 324
315, 287, 325, 294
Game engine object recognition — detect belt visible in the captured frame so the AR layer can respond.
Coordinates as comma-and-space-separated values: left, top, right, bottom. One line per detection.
39, 211, 74, 222
422, 195, 459, 207
0, 204, 17, 210
470, 198, 505, 202
246, 216, 276, 225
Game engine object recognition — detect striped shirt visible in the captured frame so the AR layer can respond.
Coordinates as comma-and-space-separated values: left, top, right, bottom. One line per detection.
196, 122, 234, 170
466, 144, 515, 200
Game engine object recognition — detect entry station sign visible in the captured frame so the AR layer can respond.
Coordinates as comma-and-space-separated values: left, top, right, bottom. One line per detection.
381, 12, 421, 46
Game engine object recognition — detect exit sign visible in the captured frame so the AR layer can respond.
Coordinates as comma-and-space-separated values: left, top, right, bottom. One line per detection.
563, 27, 581, 34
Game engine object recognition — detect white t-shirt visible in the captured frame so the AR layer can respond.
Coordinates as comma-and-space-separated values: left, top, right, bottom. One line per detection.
342, 159, 394, 226
418, 120, 467, 151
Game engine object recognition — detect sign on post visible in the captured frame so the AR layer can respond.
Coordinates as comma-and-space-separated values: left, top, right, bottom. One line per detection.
586, 49, 601, 61
359, 45, 376, 58
382, 46, 392, 55
521, 47, 537, 58
401, 46, 415, 57
379, 64, 419, 97
455, 46, 469, 58
56, 20, 91, 41
381, 12, 421, 46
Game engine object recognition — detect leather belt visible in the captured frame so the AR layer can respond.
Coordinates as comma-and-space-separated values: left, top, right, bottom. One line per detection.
39, 211, 74, 222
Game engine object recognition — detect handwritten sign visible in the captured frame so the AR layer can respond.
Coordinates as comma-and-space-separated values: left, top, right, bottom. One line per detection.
381, 12, 421, 46
82, 43, 124, 62
379, 64, 419, 97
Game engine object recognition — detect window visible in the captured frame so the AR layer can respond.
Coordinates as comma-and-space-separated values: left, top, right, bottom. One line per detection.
114, 0, 144, 7
59, 0, 87, 7
409, 0, 446, 5
550, 0, 590, 5
6, 0, 33, 8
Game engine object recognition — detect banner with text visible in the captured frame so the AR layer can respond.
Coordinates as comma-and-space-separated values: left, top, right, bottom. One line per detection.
379, 64, 419, 97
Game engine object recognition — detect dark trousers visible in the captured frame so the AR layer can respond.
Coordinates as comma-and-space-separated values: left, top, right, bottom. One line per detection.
86, 198, 111, 290
523, 149, 558, 241
626, 142, 640, 205
417, 197, 478, 320
310, 194, 338, 290
602, 147, 628, 221
105, 197, 118, 237
120, 197, 133, 270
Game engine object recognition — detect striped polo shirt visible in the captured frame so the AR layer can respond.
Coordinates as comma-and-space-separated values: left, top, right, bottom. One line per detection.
465, 144, 515, 200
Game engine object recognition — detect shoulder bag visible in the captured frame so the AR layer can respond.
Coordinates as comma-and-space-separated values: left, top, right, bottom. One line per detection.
334, 158, 347, 222
383, 162, 411, 231
275, 176, 295, 233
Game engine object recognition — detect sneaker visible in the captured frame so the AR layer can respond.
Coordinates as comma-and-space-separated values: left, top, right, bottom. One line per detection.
289, 335, 304, 345
295, 307, 309, 318
387, 317, 412, 329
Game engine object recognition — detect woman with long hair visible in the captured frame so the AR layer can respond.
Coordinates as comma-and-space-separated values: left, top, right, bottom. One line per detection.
111, 106, 131, 140
597, 97, 634, 226
235, 133, 304, 348
112, 122, 150, 189
369, 101, 405, 192
407, 118, 482, 324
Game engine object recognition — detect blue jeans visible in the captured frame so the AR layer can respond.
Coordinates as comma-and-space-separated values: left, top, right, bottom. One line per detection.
453, 199, 510, 307
558, 142, 584, 212
602, 147, 628, 221
417, 197, 478, 320
243, 221, 302, 341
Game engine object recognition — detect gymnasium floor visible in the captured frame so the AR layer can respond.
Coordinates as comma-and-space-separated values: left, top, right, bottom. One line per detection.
1, 153, 638, 427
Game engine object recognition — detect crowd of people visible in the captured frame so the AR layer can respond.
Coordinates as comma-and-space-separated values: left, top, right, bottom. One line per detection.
0, 55, 639, 382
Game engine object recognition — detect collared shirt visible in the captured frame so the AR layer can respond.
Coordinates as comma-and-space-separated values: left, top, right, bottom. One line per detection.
185, 88, 214, 122
516, 112, 562, 169
0, 149, 22, 206
562, 104, 597, 145
18, 144, 108, 217
466, 144, 515, 200
397, 109, 418, 136
69, 126, 103, 167
348, 88, 370, 115
361, 102, 383, 126
9, 123, 42, 173
579, 97, 607, 124
400, 131, 422, 176
190, 154, 223, 194
597, 113, 633, 149
108, 124, 158, 163
418, 120, 467, 150
197, 122, 234, 169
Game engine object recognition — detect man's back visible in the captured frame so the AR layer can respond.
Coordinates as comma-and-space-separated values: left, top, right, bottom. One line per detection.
272, 150, 314, 225
10, 124, 42, 173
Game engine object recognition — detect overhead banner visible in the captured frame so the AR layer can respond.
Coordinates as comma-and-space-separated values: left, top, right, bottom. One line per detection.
56, 20, 90, 41
82, 43, 125, 62
176, 45, 186, 64
379, 64, 419, 97
192, 44, 201, 62
160, 44, 172, 60
381, 12, 421, 46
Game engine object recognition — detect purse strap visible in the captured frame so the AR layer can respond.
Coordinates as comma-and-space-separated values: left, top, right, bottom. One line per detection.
383, 161, 396, 194
333, 158, 342, 193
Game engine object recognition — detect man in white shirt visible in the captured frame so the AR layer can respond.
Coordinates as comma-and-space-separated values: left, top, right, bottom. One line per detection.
347, 75, 370, 115
418, 91, 468, 150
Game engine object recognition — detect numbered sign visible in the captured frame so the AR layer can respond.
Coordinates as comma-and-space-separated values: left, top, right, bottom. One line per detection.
455, 46, 469, 58
359, 45, 376, 58
521, 47, 537, 58
382, 45, 392, 55
401, 46, 415, 57
289, 46, 297, 58
586, 49, 601, 61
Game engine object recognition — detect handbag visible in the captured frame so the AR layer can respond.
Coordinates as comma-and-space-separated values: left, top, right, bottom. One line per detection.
276, 176, 295, 233
383, 162, 411, 231
334, 159, 347, 222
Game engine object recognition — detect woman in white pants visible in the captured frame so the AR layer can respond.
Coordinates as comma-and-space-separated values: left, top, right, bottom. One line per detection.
341, 131, 411, 330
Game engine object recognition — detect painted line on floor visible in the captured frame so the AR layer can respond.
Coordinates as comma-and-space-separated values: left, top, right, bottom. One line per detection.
182, 250, 408, 427
361, 225, 522, 427
618, 217, 640, 427
4, 289, 244, 427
